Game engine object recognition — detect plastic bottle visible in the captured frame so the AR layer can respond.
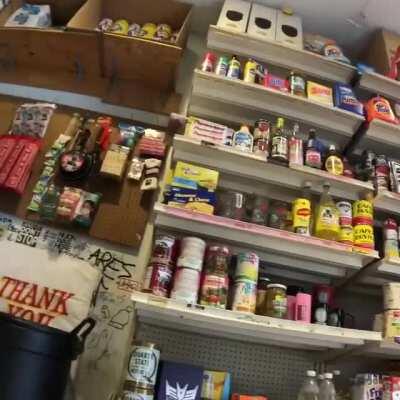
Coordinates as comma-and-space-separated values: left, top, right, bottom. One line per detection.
233, 125, 254, 153
297, 370, 319, 400
319, 372, 336, 400
314, 182, 340, 241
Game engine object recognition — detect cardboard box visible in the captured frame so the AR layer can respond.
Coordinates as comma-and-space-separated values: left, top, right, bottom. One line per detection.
67, 0, 192, 91
217, 0, 251, 33
364, 29, 400, 76
247, 3, 276, 42
275, 10, 303, 49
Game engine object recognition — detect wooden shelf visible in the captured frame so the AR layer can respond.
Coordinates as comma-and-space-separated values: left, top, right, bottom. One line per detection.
132, 291, 381, 351
154, 204, 379, 279
358, 341, 400, 359
359, 71, 400, 101
207, 25, 356, 83
374, 190, 400, 216
190, 70, 364, 138
173, 135, 374, 201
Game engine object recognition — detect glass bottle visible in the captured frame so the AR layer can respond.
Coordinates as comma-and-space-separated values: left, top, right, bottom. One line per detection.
305, 129, 322, 169
314, 182, 340, 241
318, 373, 336, 400
271, 117, 288, 163
298, 370, 319, 400
325, 145, 344, 176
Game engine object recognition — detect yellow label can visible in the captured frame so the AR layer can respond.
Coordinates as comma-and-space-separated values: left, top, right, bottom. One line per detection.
353, 224, 374, 249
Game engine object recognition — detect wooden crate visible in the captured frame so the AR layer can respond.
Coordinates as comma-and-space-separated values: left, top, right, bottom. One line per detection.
67, 0, 192, 91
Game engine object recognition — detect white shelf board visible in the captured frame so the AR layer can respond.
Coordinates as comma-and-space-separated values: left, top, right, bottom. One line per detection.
357, 258, 400, 287
362, 119, 400, 157
374, 190, 400, 216
173, 136, 374, 201
207, 26, 356, 84
132, 291, 381, 351
357, 341, 400, 359
359, 71, 400, 101
190, 70, 364, 138
153, 204, 379, 278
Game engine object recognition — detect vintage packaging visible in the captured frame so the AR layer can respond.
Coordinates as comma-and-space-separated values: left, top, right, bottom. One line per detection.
383, 375, 400, 400
177, 237, 207, 271
185, 117, 234, 146
353, 200, 374, 225
366, 96, 397, 124
100, 144, 130, 180
333, 83, 364, 115
231, 280, 257, 313
235, 252, 259, 282
353, 225, 375, 250
384, 219, 399, 259
171, 268, 201, 304
390, 161, 400, 193
384, 310, 400, 343
201, 371, 231, 400
383, 283, 400, 310
73, 191, 102, 228
172, 162, 219, 191
265, 74, 289, 92
307, 81, 333, 106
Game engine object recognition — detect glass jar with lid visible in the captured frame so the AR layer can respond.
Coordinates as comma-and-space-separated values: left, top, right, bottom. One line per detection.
265, 284, 287, 319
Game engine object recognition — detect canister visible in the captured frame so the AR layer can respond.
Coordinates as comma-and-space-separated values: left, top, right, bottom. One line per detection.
177, 237, 206, 271
336, 201, 352, 227
353, 200, 373, 225
353, 224, 374, 249
234, 252, 259, 282
171, 268, 201, 304
383, 282, 400, 310
265, 284, 287, 319
231, 280, 257, 313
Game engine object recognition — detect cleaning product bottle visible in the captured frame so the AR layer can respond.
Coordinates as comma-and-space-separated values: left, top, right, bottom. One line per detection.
297, 370, 319, 400
233, 125, 253, 153
314, 182, 340, 241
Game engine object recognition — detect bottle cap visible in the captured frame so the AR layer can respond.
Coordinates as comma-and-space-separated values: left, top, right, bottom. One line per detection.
333, 370, 341, 376
318, 374, 325, 380
307, 370, 317, 377
324, 373, 333, 379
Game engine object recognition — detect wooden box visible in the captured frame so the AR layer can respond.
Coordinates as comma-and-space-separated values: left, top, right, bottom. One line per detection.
67, 0, 192, 91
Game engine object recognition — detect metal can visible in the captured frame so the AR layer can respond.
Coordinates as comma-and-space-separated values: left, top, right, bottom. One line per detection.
150, 264, 174, 297
128, 23, 141, 37
253, 119, 270, 158
339, 226, 354, 245
243, 58, 257, 83
215, 56, 229, 76
292, 198, 311, 236
227, 56, 241, 79
353, 200, 373, 225
140, 23, 157, 39
232, 280, 257, 313
375, 154, 390, 191
384, 219, 399, 258
127, 342, 160, 388
235, 252, 259, 282
201, 52, 216, 73
122, 386, 154, 400
336, 201, 352, 227
353, 224, 375, 249
200, 274, 229, 308
150, 235, 177, 266
170, 268, 201, 304
177, 237, 206, 271
155, 23, 172, 41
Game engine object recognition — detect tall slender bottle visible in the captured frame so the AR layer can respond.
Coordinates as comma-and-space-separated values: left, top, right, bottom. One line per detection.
271, 117, 288, 163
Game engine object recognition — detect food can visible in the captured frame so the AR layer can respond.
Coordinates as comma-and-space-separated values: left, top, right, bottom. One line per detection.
171, 268, 201, 304
128, 23, 141, 37
383, 283, 400, 310
353, 224, 375, 249
231, 280, 257, 313
204, 245, 230, 275
339, 226, 354, 245
292, 198, 311, 236
200, 274, 229, 308
353, 200, 373, 225
150, 264, 174, 297
110, 19, 130, 35
215, 56, 229, 76
243, 58, 257, 83
201, 52, 216, 72
140, 23, 157, 39
155, 23, 172, 40
150, 235, 177, 266
127, 342, 160, 388
384, 219, 399, 258
336, 201, 352, 227
375, 154, 389, 191
235, 252, 259, 282
289, 137, 303, 165
177, 237, 206, 271
227, 56, 241, 79
122, 387, 154, 400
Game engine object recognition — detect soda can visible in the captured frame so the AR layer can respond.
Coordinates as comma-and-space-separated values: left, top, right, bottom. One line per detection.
339, 226, 354, 245
235, 252, 259, 282
150, 264, 174, 297
171, 268, 201, 304
336, 201, 352, 227
232, 280, 257, 313
353, 224, 375, 249
215, 56, 229, 76
243, 58, 257, 83
227, 56, 241, 79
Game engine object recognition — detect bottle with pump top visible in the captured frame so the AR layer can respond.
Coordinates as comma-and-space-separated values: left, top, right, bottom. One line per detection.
271, 117, 288, 163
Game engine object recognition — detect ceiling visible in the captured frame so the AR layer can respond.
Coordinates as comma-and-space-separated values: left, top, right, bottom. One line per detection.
182, 0, 400, 59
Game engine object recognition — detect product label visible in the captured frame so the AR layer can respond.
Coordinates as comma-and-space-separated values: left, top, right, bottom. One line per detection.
128, 346, 160, 386
200, 275, 228, 307
305, 150, 321, 168
233, 132, 253, 152
232, 281, 256, 313
272, 136, 288, 159
325, 156, 344, 175
353, 201, 373, 220
354, 225, 374, 247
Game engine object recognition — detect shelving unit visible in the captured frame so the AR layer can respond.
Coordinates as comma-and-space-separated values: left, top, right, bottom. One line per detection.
374, 190, 400, 216
358, 71, 400, 101
207, 25, 356, 83
356, 258, 400, 287
173, 135, 374, 200
132, 291, 381, 351
358, 341, 400, 359
190, 70, 365, 138
154, 203, 379, 279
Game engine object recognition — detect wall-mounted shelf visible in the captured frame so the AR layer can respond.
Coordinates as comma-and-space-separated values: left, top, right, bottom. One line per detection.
173, 135, 374, 200
207, 25, 356, 84
359, 71, 400, 101
132, 291, 381, 351
374, 190, 400, 216
154, 204, 379, 279
190, 71, 364, 138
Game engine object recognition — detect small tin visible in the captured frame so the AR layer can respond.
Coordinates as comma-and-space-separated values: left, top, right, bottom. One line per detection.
353, 224, 375, 249
215, 56, 229, 76
170, 268, 201, 304
336, 201, 352, 227
353, 200, 373, 225
232, 280, 257, 313
177, 237, 206, 271
235, 252, 259, 282
127, 342, 160, 388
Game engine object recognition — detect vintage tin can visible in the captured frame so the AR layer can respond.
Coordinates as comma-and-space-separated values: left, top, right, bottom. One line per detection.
127, 342, 160, 388
122, 385, 154, 400
150, 264, 174, 297
336, 201, 352, 227
231, 280, 257, 313
215, 56, 229, 76
292, 198, 311, 236
170, 268, 201, 304
353, 200, 373, 225
339, 226, 354, 245
155, 23, 172, 40
140, 23, 157, 39
235, 252, 259, 282
177, 237, 206, 271
150, 235, 177, 266
200, 274, 229, 309
243, 58, 257, 83
384, 219, 399, 258
353, 224, 375, 249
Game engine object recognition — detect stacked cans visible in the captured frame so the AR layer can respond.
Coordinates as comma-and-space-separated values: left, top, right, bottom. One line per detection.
231, 252, 259, 313
144, 235, 177, 297
336, 201, 353, 245
384, 219, 399, 258
171, 237, 206, 304
352, 199, 375, 250
122, 342, 160, 400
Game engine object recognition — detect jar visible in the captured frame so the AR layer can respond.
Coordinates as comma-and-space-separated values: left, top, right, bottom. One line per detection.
265, 284, 287, 319
216, 190, 247, 221
268, 201, 290, 230
250, 196, 269, 225
255, 276, 271, 315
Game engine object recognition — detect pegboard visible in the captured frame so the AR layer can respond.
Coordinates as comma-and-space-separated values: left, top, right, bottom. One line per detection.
136, 322, 316, 400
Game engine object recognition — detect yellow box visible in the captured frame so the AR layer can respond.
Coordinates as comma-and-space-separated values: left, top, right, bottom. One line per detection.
307, 81, 333, 107
173, 161, 219, 191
